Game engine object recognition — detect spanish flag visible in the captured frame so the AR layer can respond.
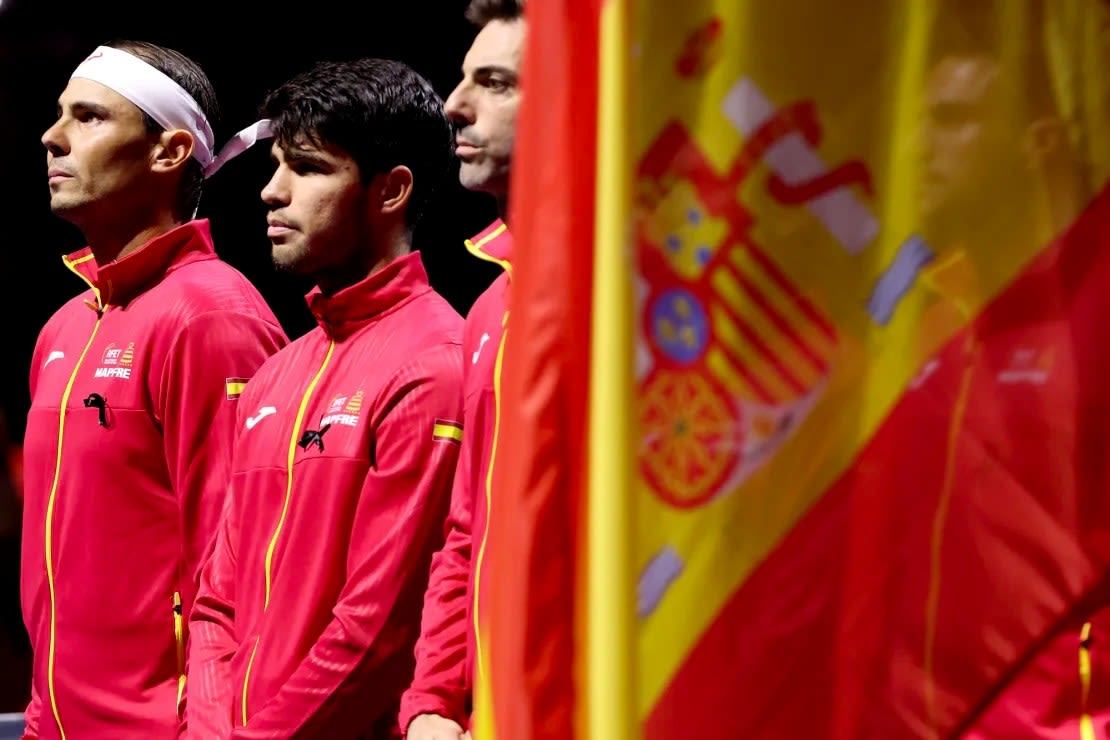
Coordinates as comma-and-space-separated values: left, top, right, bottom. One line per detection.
486, 0, 1110, 737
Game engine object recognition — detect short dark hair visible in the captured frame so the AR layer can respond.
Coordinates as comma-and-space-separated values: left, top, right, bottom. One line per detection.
260, 57, 453, 229
104, 39, 220, 220
465, 0, 525, 26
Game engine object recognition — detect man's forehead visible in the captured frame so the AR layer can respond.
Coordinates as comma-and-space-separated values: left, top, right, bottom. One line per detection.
462, 18, 526, 73
58, 77, 140, 114
272, 135, 346, 161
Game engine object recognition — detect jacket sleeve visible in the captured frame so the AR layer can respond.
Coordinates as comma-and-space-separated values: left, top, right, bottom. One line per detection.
20, 684, 41, 739
159, 311, 285, 597
231, 346, 463, 739
182, 490, 240, 739
398, 430, 475, 732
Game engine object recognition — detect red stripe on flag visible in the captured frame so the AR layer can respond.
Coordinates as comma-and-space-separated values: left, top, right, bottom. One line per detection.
713, 296, 809, 397
721, 258, 830, 374
711, 340, 778, 404
743, 243, 838, 341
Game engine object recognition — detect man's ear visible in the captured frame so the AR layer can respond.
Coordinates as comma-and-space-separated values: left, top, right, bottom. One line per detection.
150, 129, 194, 174
376, 165, 414, 217
1022, 116, 1067, 170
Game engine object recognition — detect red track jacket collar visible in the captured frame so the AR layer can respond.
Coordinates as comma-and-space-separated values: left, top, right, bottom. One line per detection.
63, 220, 219, 308
306, 251, 433, 340
464, 219, 513, 270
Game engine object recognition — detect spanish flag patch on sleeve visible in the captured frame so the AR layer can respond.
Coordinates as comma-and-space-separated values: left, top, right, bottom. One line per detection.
225, 377, 250, 400
432, 419, 463, 443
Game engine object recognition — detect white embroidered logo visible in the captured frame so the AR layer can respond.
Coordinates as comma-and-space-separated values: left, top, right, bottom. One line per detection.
472, 333, 491, 365
997, 347, 1052, 386
245, 406, 277, 430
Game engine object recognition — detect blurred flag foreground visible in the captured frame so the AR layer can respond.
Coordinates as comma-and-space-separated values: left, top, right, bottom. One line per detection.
483, 1, 1110, 737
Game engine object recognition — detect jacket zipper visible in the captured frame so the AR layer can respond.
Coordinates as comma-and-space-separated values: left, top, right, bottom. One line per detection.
240, 340, 335, 726
44, 259, 104, 739
471, 312, 509, 735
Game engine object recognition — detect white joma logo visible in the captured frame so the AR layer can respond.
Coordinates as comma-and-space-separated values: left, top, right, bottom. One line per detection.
472, 333, 491, 365
245, 406, 277, 430
43, 351, 65, 369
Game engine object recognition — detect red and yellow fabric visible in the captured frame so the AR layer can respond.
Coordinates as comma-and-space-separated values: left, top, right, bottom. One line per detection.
487, 1, 1110, 738
481, 1, 601, 738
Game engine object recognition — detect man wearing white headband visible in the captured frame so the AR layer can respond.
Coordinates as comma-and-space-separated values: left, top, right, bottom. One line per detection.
20, 39, 287, 739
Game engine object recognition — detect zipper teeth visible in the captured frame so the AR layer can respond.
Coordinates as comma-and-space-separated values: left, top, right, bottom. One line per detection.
44, 313, 103, 740
240, 340, 335, 725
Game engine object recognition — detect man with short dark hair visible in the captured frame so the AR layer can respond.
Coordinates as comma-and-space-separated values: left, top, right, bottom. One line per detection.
400, 2, 526, 738
185, 57, 463, 739
21, 39, 286, 739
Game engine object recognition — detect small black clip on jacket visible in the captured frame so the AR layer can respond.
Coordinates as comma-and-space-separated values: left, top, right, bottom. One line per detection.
298, 424, 331, 452
83, 393, 109, 427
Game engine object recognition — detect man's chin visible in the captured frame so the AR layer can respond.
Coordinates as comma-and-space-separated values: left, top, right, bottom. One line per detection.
460, 160, 508, 189
48, 198, 81, 217
271, 244, 311, 275
458, 166, 488, 192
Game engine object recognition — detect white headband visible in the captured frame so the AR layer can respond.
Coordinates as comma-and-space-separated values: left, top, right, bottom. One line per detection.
70, 46, 272, 179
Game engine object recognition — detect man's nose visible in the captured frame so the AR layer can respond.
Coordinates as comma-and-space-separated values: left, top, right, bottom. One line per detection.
444, 83, 474, 127
42, 119, 68, 155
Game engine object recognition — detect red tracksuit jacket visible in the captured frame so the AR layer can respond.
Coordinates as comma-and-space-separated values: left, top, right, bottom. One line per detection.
186, 251, 464, 739
399, 220, 512, 734
830, 187, 1110, 737
20, 220, 287, 739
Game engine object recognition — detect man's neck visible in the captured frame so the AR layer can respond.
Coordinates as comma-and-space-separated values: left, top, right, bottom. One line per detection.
315, 229, 412, 296
80, 209, 184, 266
367, 233, 411, 280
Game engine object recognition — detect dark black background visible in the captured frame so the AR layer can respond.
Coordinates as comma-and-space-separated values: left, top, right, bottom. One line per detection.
0, 0, 503, 443
0, 0, 501, 711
